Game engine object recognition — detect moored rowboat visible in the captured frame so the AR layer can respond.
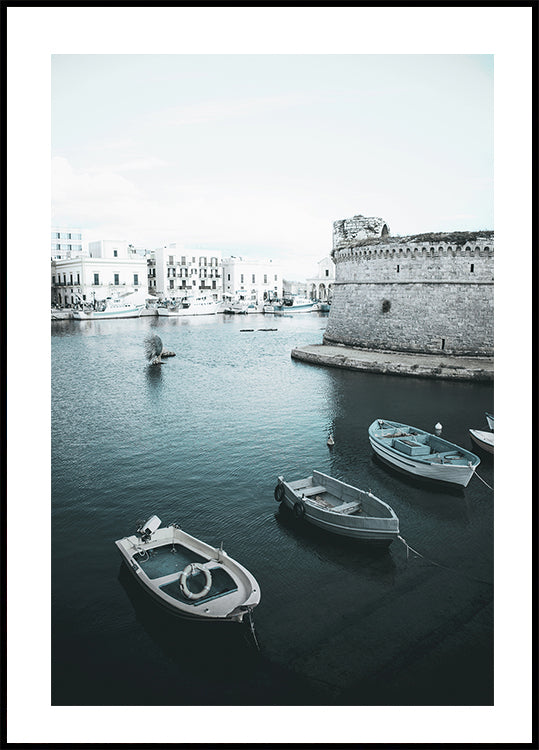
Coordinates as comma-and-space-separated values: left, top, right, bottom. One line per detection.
368, 419, 480, 487
469, 429, 494, 454
274, 470, 399, 544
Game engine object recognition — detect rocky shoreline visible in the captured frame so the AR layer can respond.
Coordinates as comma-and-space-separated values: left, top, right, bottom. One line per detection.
291, 344, 493, 382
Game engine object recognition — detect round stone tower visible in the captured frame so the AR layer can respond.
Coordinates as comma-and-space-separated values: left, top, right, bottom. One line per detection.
324, 215, 494, 357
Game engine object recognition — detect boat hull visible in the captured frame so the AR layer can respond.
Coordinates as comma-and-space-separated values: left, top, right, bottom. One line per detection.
157, 304, 219, 316
72, 306, 144, 319
469, 429, 494, 454
51, 309, 73, 320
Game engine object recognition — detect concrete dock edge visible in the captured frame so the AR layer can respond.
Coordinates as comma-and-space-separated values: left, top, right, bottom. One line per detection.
291, 344, 494, 382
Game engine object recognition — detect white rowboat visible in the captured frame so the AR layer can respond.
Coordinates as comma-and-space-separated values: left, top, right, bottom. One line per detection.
469, 429, 494, 454
275, 470, 399, 544
368, 419, 480, 487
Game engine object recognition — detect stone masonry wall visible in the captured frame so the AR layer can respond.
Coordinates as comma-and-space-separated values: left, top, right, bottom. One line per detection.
324, 232, 494, 356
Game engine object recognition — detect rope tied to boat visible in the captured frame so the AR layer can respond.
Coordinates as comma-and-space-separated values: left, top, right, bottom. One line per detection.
397, 535, 493, 586
473, 471, 494, 491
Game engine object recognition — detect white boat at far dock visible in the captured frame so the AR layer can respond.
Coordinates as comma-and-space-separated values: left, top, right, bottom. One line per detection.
274, 470, 399, 544
115, 516, 260, 623
73, 294, 145, 320
157, 294, 220, 316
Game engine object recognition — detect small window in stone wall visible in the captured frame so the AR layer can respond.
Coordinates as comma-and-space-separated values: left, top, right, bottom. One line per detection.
470, 263, 474, 273
441, 339, 445, 350
382, 299, 391, 313
396, 265, 400, 273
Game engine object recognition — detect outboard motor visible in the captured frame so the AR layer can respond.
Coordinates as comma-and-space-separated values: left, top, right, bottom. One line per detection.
137, 515, 161, 542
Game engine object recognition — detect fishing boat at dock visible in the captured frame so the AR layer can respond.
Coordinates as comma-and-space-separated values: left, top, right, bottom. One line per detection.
368, 419, 480, 487
115, 516, 260, 623
274, 470, 399, 544
72, 294, 144, 319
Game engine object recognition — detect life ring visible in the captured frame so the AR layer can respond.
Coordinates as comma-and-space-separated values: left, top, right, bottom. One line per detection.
179, 563, 212, 600
274, 482, 285, 503
293, 499, 306, 519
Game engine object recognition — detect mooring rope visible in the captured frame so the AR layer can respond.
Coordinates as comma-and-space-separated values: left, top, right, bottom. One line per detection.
397, 535, 493, 586
474, 471, 494, 491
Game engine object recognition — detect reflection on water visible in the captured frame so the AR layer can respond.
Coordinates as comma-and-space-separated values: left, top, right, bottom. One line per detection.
52, 313, 494, 706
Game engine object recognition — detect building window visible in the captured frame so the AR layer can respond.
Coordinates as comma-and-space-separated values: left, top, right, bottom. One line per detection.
240, 274, 244, 283
274, 275, 277, 282
325, 269, 329, 277
134, 274, 139, 285
169, 280, 174, 289
470, 264, 474, 273
264, 274, 267, 284
396, 265, 400, 273
93, 273, 99, 285
52, 275, 55, 284
76, 273, 80, 284
114, 250, 118, 257
441, 338, 446, 350
227, 274, 230, 281
114, 274, 120, 285
252, 274, 256, 283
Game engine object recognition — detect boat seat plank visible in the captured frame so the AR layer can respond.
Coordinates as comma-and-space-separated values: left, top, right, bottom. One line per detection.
300, 485, 327, 497
332, 501, 361, 514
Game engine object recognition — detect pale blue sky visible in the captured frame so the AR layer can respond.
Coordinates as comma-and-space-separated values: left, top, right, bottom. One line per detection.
52, 54, 493, 279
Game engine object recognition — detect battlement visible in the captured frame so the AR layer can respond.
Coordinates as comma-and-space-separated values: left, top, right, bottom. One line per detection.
333, 230, 494, 259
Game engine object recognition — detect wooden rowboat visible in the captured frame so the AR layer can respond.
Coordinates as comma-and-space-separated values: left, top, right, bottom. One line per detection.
274, 470, 399, 544
368, 419, 480, 487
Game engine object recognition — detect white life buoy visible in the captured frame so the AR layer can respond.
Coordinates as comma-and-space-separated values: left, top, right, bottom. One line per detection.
179, 562, 212, 600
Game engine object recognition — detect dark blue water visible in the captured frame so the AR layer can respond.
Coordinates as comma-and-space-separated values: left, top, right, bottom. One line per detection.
51, 313, 494, 706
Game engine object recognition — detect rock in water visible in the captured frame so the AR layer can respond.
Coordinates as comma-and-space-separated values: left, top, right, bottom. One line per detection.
144, 335, 163, 364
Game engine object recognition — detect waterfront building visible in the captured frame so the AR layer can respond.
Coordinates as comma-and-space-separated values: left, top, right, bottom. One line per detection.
51, 238, 149, 307
222, 256, 283, 305
51, 226, 86, 260
325, 214, 494, 356
306, 256, 335, 302
151, 244, 222, 301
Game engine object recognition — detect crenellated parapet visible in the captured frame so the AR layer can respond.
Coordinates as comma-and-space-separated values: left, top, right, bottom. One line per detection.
325, 217, 494, 356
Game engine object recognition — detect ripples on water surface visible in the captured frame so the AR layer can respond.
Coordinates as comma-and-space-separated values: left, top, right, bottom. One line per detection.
51, 313, 494, 706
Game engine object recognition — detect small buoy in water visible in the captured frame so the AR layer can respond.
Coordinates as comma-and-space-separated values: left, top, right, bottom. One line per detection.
435, 422, 442, 434
327, 434, 335, 446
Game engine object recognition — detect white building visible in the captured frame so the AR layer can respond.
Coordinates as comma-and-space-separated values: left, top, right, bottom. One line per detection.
51, 238, 149, 307
51, 226, 85, 260
221, 256, 283, 305
306, 256, 335, 302
150, 244, 222, 300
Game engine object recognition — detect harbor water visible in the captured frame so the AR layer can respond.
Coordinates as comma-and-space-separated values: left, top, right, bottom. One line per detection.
51, 313, 494, 706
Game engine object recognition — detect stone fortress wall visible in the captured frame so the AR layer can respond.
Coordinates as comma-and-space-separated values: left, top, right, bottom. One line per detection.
324, 215, 494, 356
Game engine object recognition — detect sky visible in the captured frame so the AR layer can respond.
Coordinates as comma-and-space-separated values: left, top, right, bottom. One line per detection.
51, 54, 494, 280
